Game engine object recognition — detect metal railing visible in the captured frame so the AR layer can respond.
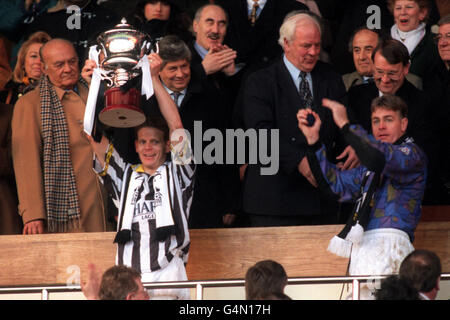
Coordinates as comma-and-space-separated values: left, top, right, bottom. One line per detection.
0, 274, 449, 300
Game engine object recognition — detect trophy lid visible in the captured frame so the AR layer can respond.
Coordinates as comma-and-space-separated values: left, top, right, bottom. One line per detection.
103, 18, 136, 34
97, 18, 149, 70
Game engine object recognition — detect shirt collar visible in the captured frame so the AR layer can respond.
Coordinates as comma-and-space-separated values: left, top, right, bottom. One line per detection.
419, 292, 431, 300
133, 162, 168, 175
194, 42, 209, 60
53, 81, 84, 101
393, 134, 412, 145
162, 82, 187, 96
247, 0, 267, 10
283, 54, 312, 84
283, 54, 301, 82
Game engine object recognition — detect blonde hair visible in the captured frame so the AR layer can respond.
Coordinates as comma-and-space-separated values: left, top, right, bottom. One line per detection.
278, 12, 322, 48
387, 0, 430, 23
13, 31, 51, 82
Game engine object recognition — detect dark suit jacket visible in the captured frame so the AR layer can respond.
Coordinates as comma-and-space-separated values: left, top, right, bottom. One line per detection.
347, 80, 435, 154
409, 28, 441, 80
216, 0, 308, 75
188, 41, 242, 127
242, 59, 347, 217
0, 103, 21, 234
423, 60, 450, 203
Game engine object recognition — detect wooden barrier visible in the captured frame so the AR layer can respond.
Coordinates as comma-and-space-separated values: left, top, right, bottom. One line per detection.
0, 222, 448, 287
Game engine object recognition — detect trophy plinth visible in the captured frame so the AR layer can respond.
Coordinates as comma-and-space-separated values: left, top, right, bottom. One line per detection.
100, 87, 145, 128
96, 18, 149, 128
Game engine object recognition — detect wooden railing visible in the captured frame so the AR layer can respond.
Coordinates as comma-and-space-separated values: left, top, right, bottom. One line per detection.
0, 222, 448, 287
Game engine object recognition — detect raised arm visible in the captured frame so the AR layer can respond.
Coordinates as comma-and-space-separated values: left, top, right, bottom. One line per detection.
322, 98, 385, 173
296, 109, 322, 187
147, 53, 184, 137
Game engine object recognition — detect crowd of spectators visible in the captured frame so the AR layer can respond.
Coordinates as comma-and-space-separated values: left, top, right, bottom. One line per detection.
0, 0, 448, 300
1, 0, 449, 234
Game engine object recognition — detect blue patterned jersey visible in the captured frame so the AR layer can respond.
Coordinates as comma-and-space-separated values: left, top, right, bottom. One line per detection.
310, 124, 427, 242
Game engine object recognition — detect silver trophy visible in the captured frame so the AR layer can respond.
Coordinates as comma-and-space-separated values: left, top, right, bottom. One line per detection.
96, 18, 150, 128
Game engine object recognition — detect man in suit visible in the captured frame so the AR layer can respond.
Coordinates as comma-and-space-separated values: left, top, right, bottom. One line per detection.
241, 12, 357, 227
342, 27, 422, 91
348, 38, 442, 204
342, 27, 380, 91
191, 4, 237, 81
189, 3, 240, 121
423, 15, 450, 201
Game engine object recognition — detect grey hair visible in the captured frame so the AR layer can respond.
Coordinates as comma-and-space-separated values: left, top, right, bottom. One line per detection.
347, 26, 381, 52
158, 35, 192, 68
437, 14, 450, 27
278, 12, 322, 47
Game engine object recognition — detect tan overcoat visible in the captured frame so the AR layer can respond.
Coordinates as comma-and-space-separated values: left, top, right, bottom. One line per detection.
11, 82, 107, 232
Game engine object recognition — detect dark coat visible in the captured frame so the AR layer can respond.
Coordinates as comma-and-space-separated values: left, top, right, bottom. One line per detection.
216, 0, 308, 75
188, 41, 243, 127
423, 59, 450, 190
23, 1, 118, 62
242, 59, 347, 217
0, 103, 21, 234
409, 28, 441, 80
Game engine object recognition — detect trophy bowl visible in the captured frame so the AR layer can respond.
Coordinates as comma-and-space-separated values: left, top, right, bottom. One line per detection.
96, 18, 149, 128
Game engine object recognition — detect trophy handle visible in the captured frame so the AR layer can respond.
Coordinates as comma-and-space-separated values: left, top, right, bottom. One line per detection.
141, 36, 153, 56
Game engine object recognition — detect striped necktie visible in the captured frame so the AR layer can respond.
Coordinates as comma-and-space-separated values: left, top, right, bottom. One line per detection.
299, 71, 313, 109
172, 91, 181, 107
249, 0, 259, 26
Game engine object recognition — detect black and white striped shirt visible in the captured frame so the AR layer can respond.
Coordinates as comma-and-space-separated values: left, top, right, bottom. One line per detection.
95, 145, 195, 274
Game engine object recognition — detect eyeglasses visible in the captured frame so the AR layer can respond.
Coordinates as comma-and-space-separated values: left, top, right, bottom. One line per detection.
374, 69, 402, 81
433, 33, 450, 44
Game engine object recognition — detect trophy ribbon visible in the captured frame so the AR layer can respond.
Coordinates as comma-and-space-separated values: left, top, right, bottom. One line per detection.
84, 68, 102, 135
134, 54, 154, 100
84, 46, 113, 135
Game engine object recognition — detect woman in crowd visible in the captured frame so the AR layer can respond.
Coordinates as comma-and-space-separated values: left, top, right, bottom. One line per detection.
388, 0, 440, 79
129, 0, 193, 49
1, 31, 51, 105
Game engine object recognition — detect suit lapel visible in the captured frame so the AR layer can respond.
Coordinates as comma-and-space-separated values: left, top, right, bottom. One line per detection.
255, 0, 276, 26
311, 64, 326, 114
277, 59, 301, 109
179, 78, 202, 110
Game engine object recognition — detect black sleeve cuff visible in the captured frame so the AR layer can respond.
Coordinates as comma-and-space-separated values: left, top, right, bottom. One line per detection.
308, 140, 322, 152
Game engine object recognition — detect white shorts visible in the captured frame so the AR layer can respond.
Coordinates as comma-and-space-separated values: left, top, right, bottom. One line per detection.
141, 255, 190, 300
349, 228, 414, 276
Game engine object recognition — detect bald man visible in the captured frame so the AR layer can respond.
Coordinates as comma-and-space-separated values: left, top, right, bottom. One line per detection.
343, 27, 422, 91
12, 39, 108, 234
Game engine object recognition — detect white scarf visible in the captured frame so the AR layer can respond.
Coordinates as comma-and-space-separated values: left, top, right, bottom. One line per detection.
115, 163, 176, 244
391, 23, 426, 55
